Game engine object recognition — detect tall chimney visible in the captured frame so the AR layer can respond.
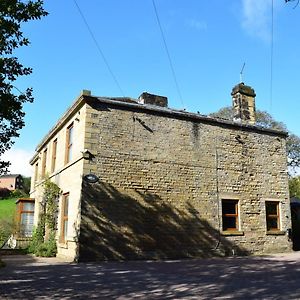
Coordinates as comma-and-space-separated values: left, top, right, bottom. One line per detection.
231, 83, 256, 125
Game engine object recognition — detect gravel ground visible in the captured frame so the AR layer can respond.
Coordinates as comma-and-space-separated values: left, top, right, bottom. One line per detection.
1, 252, 300, 299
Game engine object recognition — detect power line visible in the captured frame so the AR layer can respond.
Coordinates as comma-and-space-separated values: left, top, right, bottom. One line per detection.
151, 0, 184, 108
73, 0, 125, 96
270, 0, 274, 113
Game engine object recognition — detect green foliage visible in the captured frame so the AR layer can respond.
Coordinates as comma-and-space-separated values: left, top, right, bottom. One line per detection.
27, 219, 44, 254
43, 179, 60, 231
289, 176, 300, 199
10, 189, 28, 198
0, 217, 15, 246
28, 179, 60, 257
209, 106, 300, 173
34, 231, 57, 257
22, 177, 31, 194
0, 0, 48, 174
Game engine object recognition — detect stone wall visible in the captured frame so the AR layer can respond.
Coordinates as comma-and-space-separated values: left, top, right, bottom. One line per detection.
79, 100, 292, 261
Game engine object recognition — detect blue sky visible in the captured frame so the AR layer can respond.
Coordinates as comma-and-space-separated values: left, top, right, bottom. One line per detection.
4, 0, 300, 176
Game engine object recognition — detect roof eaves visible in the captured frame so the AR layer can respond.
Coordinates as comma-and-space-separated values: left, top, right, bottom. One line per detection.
93, 97, 288, 137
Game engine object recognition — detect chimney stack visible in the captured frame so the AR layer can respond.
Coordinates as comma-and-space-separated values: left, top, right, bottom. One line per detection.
138, 92, 168, 108
231, 83, 256, 125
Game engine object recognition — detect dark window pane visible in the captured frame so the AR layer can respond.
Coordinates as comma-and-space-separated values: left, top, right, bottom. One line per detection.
222, 201, 236, 215
266, 201, 279, 231
223, 217, 237, 230
267, 218, 278, 230
266, 202, 277, 215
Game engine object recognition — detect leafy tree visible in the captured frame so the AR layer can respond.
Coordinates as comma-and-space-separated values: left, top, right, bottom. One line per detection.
22, 176, 31, 195
285, 0, 299, 8
0, 1, 48, 174
289, 176, 300, 199
209, 106, 300, 172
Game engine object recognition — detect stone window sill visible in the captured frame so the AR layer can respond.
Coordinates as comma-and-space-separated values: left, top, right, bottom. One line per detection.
58, 241, 68, 248
266, 230, 286, 235
221, 231, 244, 236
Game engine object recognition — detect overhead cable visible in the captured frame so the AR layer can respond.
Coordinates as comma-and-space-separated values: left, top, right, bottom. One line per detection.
270, 0, 274, 112
151, 0, 184, 108
73, 0, 125, 96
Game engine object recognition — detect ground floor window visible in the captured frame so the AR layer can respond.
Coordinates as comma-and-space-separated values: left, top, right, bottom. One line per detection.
16, 199, 35, 237
60, 193, 69, 243
266, 201, 280, 231
222, 199, 239, 231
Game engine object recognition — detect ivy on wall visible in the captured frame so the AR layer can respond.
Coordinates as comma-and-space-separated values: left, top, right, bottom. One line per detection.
29, 178, 60, 257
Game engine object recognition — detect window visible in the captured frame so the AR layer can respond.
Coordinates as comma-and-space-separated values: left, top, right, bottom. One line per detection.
51, 139, 57, 173
222, 199, 239, 231
18, 201, 35, 237
41, 148, 47, 178
34, 163, 39, 182
65, 123, 74, 164
266, 201, 280, 231
60, 193, 69, 243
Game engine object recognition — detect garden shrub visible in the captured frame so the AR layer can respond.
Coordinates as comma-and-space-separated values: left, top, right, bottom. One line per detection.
28, 178, 60, 257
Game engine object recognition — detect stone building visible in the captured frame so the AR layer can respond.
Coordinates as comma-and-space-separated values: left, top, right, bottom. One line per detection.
29, 83, 292, 261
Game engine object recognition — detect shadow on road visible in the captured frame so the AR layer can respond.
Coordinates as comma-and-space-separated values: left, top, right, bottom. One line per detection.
1, 253, 300, 299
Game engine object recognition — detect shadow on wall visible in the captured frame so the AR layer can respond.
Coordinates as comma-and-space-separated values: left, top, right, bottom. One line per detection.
78, 181, 249, 261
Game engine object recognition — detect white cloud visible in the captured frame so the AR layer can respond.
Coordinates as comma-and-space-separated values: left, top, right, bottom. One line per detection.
241, 0, 272, 42
1, 148, 34, 177
185, 19, 207, 31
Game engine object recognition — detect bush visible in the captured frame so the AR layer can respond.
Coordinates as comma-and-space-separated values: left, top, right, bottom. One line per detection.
10, 189, 27, 198
28, 219, 57, 257
0, 188, 11, 199
35, 232, 57, 257
27, 221, 45, 254
0, 218, 15, 246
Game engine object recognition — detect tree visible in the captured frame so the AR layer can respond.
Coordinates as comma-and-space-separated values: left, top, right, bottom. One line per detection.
209, 107, 300, 173
289, 176, 300, 199
22, 176, 31, 195
285, 0, 299, 8
0, 1, 48, 175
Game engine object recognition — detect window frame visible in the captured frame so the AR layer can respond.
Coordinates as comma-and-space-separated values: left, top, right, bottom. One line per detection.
222, 199, 239, 231
51, 138, 57, 173
41, 148, 47, 178
265, 200, 280, 232
34, 162, 39, 182
65, 123, 74, 164
60, 193, 69, 244
17, 200, 35, 237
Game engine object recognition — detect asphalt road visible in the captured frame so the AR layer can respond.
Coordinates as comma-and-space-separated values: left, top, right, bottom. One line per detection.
1, 252, 300, 299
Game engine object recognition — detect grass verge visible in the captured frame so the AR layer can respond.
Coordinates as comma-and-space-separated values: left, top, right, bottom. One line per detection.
0, 198, 17, 220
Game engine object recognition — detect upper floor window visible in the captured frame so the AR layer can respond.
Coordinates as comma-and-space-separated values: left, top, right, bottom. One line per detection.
266, 201, 280, 231
51, 139, 57, 173
41, 148, 47, 178
65, 123, 74, 164
34, 162, 39, 182
222, 199, 239, 231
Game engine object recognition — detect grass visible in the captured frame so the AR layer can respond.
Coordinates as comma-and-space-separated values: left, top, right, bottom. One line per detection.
0, 198, 17, 246
0, 198, 17, 220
